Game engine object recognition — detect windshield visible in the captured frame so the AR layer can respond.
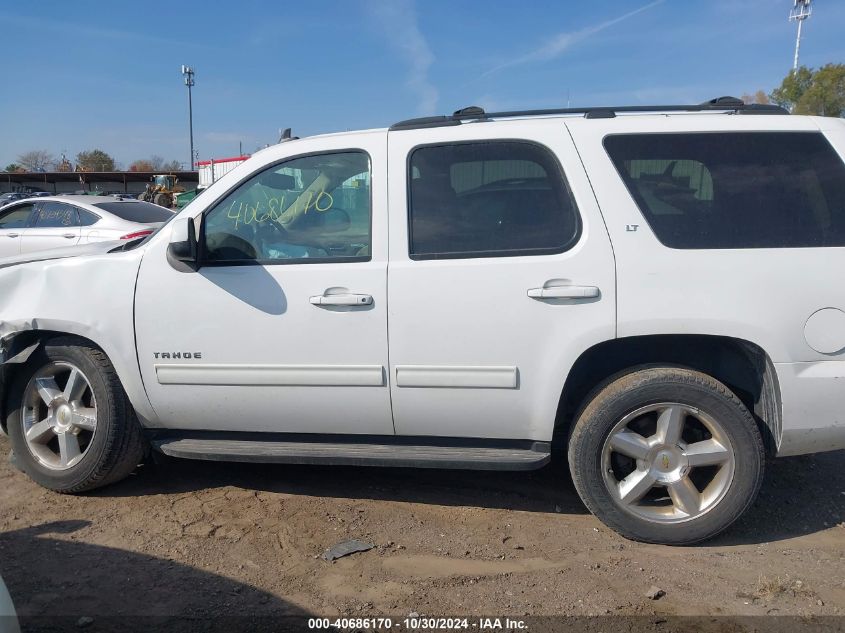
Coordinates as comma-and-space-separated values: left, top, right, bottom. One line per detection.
92, 201, 175, 223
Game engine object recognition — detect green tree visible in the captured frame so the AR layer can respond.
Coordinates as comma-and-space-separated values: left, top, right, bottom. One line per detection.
3, 163, 22, 172
76, 149, 116, 172
770, 64, 845, 117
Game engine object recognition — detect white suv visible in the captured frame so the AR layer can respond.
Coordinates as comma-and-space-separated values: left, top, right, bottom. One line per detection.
2, 98, 844, 544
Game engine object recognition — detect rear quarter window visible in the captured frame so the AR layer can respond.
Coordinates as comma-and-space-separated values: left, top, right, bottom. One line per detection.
604, 132, 845, 249
92, 201, 175, 223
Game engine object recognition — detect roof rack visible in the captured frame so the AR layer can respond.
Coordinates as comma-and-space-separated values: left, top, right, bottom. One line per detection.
389, 96, 788, 131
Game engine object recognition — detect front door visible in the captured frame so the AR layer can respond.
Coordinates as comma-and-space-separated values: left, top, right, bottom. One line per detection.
0, 203, 34, 258
135, 133, 394, 435
386, 121, 616, 441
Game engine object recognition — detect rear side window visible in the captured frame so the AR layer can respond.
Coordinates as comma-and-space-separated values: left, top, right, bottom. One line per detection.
34, 202, 79, 228
408, 141, 580, 259
92, 201, 175, 223
77, 209, 99, 226
605, 132, 845, 249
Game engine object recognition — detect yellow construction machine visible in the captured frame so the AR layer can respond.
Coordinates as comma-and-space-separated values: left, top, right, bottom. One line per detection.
138, 174, 184, 208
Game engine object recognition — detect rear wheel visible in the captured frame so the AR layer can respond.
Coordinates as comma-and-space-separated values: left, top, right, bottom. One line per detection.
568, 367, 764, 544
6, 338, 146, 493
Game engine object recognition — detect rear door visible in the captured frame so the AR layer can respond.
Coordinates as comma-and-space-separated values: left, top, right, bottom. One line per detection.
386, 119, 616, 441
20, 201, 81, 253
0, 203, 35, 258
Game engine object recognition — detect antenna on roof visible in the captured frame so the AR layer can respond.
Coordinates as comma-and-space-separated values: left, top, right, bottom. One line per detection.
452, 106, 486, 118
278, 127, 298, 143
789, 0, 812, 72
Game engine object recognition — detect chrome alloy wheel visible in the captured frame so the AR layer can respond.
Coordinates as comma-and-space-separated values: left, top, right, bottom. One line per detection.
21, 362, 97, 470
601, 402, 736, 523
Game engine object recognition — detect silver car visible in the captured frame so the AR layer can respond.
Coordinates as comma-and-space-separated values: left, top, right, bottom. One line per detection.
0, 195, 174, 259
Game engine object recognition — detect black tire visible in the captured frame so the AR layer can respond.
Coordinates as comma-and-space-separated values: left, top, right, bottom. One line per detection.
568, 366, 765, 545
5, 337, 146, 493
153, 192, 172, 208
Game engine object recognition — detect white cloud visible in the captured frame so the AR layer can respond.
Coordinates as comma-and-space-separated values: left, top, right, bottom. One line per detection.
485, 0, 667, 76
367, 0, 438, 115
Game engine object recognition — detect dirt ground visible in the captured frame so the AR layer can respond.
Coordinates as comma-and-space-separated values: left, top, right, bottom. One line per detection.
0, 433, 844, 630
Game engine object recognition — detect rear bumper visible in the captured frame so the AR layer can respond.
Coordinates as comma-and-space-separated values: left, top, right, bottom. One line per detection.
775, 361, 845, 456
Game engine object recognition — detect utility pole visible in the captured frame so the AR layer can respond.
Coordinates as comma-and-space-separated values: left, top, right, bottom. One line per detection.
181, 65, 196, 169
789, 0, 812, 72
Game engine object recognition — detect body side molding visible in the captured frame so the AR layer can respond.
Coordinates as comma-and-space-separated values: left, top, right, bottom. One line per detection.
155, 364, 386, 387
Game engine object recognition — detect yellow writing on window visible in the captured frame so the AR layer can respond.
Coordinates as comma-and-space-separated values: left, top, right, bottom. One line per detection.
224, 190, 334, 229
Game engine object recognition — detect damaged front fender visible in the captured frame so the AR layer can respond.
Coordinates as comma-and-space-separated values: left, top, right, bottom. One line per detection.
0, 328, 40, 437
0, 321, 40, 365
0, 247, 160, 437
1, 341, 39, 366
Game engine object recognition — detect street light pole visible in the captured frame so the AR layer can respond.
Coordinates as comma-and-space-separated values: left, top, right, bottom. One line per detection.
181, 65, 195, 169
789, 1, 812, 72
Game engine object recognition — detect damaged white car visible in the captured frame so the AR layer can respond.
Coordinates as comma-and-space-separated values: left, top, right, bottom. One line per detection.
2, 98, 845, 545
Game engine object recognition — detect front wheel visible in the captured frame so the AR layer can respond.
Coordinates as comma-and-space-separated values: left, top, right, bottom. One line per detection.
568, 367, 765, 544
6, 338, 146, 493
153, 192, 173, 208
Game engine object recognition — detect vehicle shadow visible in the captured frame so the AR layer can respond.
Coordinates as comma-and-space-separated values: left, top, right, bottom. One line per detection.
710, 449, 845, 546
200, 265, 287, 315
94, 449, 845, 544
98, 455, 590, 516
0, 521, 312, 632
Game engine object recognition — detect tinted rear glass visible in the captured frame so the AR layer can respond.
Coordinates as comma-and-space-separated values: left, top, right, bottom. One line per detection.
408, 141, 580, 259
604, 132, 845, 249
92, 201, 174, 223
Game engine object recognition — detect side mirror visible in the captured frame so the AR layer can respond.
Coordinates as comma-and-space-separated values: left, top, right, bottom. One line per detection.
167, 216, 199, 272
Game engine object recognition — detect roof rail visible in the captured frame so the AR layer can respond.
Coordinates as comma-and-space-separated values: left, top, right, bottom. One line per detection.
389, 96, 788, 131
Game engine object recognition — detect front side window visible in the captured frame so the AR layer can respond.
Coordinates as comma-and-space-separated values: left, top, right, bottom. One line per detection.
408, 141, 580, 259
0, 204, 34, 229
605, 132, 845, 249
33, 202, 78, 228
203, 151, 371, 263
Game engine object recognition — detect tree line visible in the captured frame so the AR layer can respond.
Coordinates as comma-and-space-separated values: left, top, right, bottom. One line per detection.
742, 63, 844, 116
3, 150, 183, 173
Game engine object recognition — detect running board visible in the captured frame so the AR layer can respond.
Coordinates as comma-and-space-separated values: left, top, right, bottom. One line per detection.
153, 437, 551, 471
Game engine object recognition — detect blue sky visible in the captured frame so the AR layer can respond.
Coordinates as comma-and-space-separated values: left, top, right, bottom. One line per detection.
0, 0, 842, 169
